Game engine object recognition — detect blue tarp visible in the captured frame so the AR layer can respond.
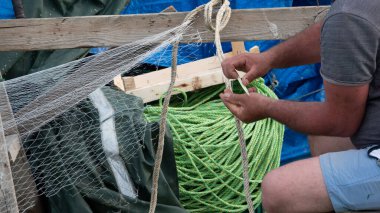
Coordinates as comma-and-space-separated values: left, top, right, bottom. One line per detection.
0, 0, 332, 164
119, 0, 292, 67
268, 64, 325, 164
293, 0, 332, 6
0, 0, 15, 19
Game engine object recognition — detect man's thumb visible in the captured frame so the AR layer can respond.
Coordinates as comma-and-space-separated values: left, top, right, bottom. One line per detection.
242, 69, 260, 86
221, 92, 244, 105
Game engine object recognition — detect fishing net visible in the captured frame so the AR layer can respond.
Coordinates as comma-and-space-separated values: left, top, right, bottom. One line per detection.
0, 3, 284, 213
0, 22, 196, 212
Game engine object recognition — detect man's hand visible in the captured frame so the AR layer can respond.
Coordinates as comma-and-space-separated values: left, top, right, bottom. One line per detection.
221, 22, 323, 86
220, 88, 272, 123
221, 53, 273, 86
221, 81, 369, 136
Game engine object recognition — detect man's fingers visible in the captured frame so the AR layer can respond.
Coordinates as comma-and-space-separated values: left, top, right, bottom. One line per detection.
220, 91, 246, 105
220, 93, 242, 116
248, 87, 257, 93
243, 68, 261, 86
222, 55, 248, 79
223, 89, 232, 95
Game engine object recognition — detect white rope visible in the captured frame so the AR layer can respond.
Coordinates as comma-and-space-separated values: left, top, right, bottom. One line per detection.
204, 1, 255, 212
149, 1, 255, 212
148, 5, 206, 213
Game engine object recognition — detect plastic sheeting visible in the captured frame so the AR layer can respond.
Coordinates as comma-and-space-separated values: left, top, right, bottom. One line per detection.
266, 64, 325, 164
293, 0, 333, 6
0, 0, 15, 19
122, 0, 292, 13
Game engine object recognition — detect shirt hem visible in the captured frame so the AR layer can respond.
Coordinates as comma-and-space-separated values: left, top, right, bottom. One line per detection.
320, 72, 372, 86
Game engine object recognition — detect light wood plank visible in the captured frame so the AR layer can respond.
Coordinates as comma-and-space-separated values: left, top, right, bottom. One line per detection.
120, 42, 260, 103
0, 6, 329, 51
120, 55, 224, 103
130, 54, 224, 91
161, 6, 177, 13
128, 69, 224, 103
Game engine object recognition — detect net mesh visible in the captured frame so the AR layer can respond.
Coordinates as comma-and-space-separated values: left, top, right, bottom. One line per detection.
0, 21, 201, 212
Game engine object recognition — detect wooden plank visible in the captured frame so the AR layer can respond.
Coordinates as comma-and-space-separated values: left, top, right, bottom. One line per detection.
0, 113, 19, 213
5, 135, 20, 162
118, 53, 226, 102
120, 42, 260, 103
0, 81, 38, 212
161, 6, 177, 13
0, 85, 22, 161
0, 6, 329, 51
128, 54, 224, 91
127, 66, 225, 103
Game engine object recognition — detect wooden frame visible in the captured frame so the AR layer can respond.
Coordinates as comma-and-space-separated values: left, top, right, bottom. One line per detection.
0, 6, 329, 52
0, 114, 18, 213
0, 82, 19, 213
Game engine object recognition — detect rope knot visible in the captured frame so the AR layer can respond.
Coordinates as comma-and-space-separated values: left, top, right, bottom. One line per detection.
204, 0, 232, 32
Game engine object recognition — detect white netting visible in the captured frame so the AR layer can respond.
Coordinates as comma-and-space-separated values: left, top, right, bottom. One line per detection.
4, 22, 194, 137
0, 20, 202, 212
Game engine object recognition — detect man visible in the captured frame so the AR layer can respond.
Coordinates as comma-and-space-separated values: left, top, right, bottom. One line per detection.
220, 0, 380, 212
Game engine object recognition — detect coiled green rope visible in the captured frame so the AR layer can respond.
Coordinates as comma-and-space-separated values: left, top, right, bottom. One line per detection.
144, 79, 284, 212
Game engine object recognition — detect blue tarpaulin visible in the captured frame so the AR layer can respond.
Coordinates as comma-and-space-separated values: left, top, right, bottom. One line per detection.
293, 0, 332, 6
0, 0, 15, 19
0, 0, 332, 164
119, 0, 292, 67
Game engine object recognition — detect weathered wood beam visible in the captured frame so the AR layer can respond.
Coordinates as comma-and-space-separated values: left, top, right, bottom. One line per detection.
0, 6, 329, 52
118, 43, 259, 103
0, 113, 19, 213
0, 80, 38, 212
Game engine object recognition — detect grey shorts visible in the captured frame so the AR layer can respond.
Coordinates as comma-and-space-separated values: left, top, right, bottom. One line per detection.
320, 148, 380, 212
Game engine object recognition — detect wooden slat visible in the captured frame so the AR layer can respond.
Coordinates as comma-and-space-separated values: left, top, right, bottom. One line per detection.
0, 80, 38, 212
127, 70, 224, 103
120, 54, 224, 103
0, 113, 19, 213
120, 42, 260, 103
128, 54, 224, 91
0, 6, 329, 51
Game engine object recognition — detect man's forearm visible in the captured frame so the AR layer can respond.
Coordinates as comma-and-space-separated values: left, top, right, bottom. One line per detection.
265, 99, 357, 137
264, 22, 322, 69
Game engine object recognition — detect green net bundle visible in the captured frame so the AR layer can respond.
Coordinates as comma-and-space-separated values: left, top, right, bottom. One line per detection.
144, 79, 284, 212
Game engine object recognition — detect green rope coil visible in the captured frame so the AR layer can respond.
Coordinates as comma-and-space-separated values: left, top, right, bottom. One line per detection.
144, 79, 284, 212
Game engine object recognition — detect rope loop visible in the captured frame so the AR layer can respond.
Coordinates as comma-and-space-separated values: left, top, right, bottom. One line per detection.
204, 0, 231, 32
204, 1, 255, 212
